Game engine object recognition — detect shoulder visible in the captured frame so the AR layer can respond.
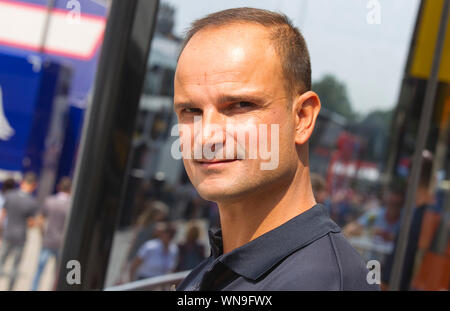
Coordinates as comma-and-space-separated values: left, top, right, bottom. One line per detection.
4, 190, 18, 201
262, 233, 379, 290
327, 232, 380, 290
43, 196, 55, 209
139, 239, 160, 253
169, 242, 179, 253
260, 233, 341, 290
145, 239, 160, 248
3, 190, 19, 208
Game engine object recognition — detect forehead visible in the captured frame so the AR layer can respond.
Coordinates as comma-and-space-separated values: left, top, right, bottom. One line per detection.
175, 23, 283, 89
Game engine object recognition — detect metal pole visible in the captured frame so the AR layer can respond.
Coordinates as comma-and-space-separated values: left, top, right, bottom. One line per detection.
383, 0, 425, 189
39, 0, 55, 54
56, 0, 159, 290
388, 0, 450, 291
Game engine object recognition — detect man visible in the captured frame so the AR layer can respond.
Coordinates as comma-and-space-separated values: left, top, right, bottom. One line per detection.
31, 177, 72, 291
175, 222, 206, 272
0, 178, 16, 242
381, 151, 436, 290
0, 172, 39, 290
343, 181, 405, 244
343, 181, 406, 264
129, 222, 178, 281
174, 8, 378, 290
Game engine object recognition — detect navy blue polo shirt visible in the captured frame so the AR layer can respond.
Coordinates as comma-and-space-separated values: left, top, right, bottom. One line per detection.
177, 204, 380, 291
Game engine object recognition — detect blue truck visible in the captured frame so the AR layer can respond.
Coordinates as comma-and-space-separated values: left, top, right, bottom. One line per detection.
0, 0, 107, 196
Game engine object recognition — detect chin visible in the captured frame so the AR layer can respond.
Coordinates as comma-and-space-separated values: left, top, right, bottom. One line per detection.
195, 184, 228, 202
194, 180, 243, 203
198, 179, 268, 205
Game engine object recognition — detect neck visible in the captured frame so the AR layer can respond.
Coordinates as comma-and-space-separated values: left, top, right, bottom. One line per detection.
217, 164, 316, 254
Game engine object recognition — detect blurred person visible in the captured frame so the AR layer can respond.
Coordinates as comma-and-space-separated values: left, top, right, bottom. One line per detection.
183, 195, 209, 220
310, 173, 331, 213
175, 222, 206, 272
411, 205, 450, 290
0, 178, 16, 209
343, 181, 406, 263
361, 187, 384, 214
310, 173, 328, 203
343, 180, 406, 243
329, 187, 356, 227
0, 172, 39, 290
30, 177, 72, 291
174, 8, 378, 290
116, 200, 169, 284
0, 178, 16, 241
381, 151, 436, 290
129, 222, 178, 281
126, 200, 169, 262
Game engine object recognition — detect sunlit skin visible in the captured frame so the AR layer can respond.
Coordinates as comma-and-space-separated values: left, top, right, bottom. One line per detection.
174, 23, 321, 254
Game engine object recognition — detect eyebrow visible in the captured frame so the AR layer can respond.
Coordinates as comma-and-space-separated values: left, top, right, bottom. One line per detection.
174, 102, 195, 111
217, 94, 265, 105
174, 94, 266, 111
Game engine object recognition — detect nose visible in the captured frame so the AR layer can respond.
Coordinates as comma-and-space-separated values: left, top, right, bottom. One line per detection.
195, 108, 226, 156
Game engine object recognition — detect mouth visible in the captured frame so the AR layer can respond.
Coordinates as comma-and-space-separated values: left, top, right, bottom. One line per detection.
195, 159, 240, 168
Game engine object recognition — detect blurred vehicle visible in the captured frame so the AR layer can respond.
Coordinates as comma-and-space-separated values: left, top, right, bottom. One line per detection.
0, 0, 107, 199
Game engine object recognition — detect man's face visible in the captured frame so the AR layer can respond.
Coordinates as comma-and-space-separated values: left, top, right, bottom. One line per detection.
174, 23, 300, 203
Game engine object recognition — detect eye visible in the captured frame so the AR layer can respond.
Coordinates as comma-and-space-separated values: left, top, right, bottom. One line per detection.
182, 107, 202, 114
232, 101, 255, 109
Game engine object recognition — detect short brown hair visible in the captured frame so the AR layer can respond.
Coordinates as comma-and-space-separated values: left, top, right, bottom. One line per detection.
180, 7, 311, 98
57, 177, 72, 193
23, 172, 37, 185
1, 178, 16, 193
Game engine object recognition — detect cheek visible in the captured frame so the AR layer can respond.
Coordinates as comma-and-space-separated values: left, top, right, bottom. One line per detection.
268, 111, 295, 147
182, 158, 195, 179
231, 111, 294, 159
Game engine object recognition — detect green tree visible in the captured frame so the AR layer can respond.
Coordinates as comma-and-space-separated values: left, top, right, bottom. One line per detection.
312, 74, 357, 121
361, 109, 393, 133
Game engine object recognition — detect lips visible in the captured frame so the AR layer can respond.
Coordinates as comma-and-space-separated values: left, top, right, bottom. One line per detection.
197, 159, 237, 164
195, 159, 239, 168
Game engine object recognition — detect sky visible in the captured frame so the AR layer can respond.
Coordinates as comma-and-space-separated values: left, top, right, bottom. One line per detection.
165, 0, 420, 116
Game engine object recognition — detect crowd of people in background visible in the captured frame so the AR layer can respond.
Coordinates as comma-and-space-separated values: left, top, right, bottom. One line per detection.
0, 171, 212, 290
0, 173, 72, 291
123, 200, 207, 283
311, 151, 449, 290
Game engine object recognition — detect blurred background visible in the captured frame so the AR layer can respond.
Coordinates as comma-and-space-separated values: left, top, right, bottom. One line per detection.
0, 0, 448, 291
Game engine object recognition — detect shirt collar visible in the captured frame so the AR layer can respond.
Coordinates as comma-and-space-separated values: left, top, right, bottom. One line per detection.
207, 204, 341, 281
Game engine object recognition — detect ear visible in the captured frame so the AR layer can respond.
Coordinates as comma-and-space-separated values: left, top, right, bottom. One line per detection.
292, 91, 321, 145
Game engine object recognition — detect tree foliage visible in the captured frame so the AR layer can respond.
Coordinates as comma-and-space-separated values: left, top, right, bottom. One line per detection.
312, 74, 357, 121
